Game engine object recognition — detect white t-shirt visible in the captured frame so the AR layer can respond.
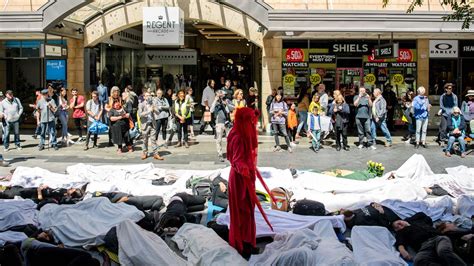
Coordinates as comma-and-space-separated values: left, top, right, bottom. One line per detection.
201, 86, 215, 107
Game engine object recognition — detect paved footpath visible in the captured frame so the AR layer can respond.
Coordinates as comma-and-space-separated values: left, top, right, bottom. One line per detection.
0, 133, 472, 176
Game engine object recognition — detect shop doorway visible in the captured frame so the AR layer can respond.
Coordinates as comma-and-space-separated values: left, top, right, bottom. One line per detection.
336, 68, 364, 91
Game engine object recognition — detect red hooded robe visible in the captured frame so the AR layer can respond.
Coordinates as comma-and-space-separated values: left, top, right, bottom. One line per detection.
227, 107, 274, 254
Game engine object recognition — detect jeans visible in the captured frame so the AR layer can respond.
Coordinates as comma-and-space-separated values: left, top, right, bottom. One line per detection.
370, 118, 392, 144
155, 118, 168, 141
215, 123, 228, 157
446, 134, 466, 153
414, 236, 466, 266
309, 130, 321, 150
272, 123, 291, 147
335, 124, 348, 148
356, 118, 372, 144
177, 119, 189, 142
296, 111, 308, 134
3, 121, 20, 149
39, 121, 57, 147
58, 110, 68, 139
416, 118, 429, 143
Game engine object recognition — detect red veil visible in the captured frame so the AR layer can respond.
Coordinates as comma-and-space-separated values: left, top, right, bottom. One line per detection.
226, 107, 274, 254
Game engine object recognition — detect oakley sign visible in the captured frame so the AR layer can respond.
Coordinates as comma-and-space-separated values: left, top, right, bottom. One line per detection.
429, 40, 458, 58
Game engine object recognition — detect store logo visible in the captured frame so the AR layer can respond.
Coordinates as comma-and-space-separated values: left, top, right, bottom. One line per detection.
158, 15, 163, 20
435, 43, 452, 50
147, 54, 155, 61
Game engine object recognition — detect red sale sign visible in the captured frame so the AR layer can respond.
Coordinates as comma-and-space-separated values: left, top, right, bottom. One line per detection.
286, 48, 305, 62
397, 49, 413, 62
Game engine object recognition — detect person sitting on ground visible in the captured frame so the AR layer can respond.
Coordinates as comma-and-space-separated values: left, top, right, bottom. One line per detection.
307, 105, 322, 153
445, 106, 467, 158
92, 191, 163, 212
342, 202, 400, 229
270, 92, 293, 153
392, 212, 466, 264
154, 192, 206, 235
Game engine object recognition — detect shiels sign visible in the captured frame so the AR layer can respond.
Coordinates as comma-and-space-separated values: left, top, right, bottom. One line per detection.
143, 7, 184, 46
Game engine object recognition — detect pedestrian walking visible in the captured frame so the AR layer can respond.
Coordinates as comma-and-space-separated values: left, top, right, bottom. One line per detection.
270, 93, 292, 153
138, 91, 164, 160
84, 91, 103, 150
69, 88, 86, 142
211, 90, 231, 162
354, 87, 374, 149
166, 92, 178, 146
0, 90, 23, 151
29, 90, 42, 139
382, 85, 398, 131
370, 88, 392, 148
37, 89, 58, 151
413, 86, 431, 149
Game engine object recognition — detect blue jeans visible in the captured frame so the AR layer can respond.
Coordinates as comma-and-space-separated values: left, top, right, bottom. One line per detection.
446, 134, 466, 153
58, 110, 69, 139
370, 118, 392, 144
39, 121, 57, 147
3, 121, 20, 149
310, 130, 321, 150
296, 111, 308, 134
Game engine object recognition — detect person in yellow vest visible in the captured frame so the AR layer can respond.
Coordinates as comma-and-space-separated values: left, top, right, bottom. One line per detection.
172, 89, 191, 148
230, 89, 246, 121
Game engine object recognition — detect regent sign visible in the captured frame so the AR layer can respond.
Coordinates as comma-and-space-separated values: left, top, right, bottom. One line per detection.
143, 7, 184, 46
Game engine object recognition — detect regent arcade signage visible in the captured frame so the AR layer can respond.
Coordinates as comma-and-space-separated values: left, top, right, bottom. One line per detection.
143, 7, 184, 46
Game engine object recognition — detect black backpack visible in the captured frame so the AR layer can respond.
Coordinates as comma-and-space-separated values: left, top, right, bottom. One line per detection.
211, 176, 228, 209
293, 199, 327, 216
192, 180, 213, 199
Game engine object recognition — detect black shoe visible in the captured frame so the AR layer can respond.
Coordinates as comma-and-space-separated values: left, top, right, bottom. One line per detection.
54, 145, 59, 151
92, 145, 98, 149
343, 146, 350, 151
108, 142, 114, 147
421, 143, 427, 149
336, 146, 341, 151
415, 143, 420, 149
38, 145, 44, 151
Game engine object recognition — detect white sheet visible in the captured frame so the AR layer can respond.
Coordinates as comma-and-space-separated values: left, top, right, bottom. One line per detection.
313, 220, 356, 265
381, 196, 454, 221
457, 195, 474, 217
172, 223, 246, 266
216, 208, 346, 237
351, 226, 407, 266
117, 219, 187, 266
38, 197, 144, 247
0, 199, 38, 231
0, 231, 27, 246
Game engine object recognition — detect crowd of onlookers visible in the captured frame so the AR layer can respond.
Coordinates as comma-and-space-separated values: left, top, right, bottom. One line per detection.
0, 78, 473, 160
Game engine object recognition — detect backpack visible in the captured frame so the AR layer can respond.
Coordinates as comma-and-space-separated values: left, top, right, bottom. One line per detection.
211, 176, 228, 209
192, 180, 213, 199
293, 199, 327, 216
270, 187, 293, 212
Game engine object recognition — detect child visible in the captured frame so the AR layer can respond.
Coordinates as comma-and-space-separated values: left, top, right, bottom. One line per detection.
287, 103, 298, 144
307, 105, 321, 152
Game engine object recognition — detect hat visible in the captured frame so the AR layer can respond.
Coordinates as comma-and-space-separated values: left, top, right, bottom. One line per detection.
466, 90, 474, 97
444, 83, 454, 89
41, 89, 49, 95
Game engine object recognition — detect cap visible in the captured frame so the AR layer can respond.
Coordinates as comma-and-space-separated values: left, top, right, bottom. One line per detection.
41, 89, 49, 94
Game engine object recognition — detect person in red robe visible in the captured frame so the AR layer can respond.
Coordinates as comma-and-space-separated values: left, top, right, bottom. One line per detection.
227, 107, 274, 258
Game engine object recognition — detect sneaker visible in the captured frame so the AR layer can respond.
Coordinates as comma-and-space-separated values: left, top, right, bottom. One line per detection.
357, 144, 363, 149
370, 145, 377, 150
184, 142, 189, 148
336, 146, 341, 151
385, 142, 392, 147
273, 146, 282, 152
219, 156, 225, 162
461, 152, 466, 158
404, 139, 412, 144
421, 143, 427, 149
290, 142, 297, 148
32, 134, 37, 139
16, 146, 22, 151
53, 145, 59, 151
0, 160, 9, 167
288, 147, 293, 153
165, 141, 170, 148
343, 146, 350, 151
175, 142, 182, 148
4, 148, 9, 152
38, 145, 44, 151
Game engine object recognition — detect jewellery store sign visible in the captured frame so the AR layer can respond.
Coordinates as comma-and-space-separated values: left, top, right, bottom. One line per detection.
143, 7, 184, 46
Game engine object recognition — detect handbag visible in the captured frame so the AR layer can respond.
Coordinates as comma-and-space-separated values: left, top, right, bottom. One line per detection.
203, 111, 211, 122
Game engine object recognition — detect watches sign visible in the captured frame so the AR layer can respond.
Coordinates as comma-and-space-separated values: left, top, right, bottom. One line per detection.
143, 7, 184, 46
429, 40, 458, 58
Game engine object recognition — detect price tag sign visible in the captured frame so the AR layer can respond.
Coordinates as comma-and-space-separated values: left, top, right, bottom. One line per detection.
364, 73, 376, 85
310, 74, 321, 85
283, 74, 296, 86
392, 74, 404, 85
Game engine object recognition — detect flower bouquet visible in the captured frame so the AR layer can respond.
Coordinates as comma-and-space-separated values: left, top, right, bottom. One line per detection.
367, 160, 385, 177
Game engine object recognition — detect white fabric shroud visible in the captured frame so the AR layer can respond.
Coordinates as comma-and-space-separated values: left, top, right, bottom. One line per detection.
457, 195, 474, 217
117, 219, 187, 266
0, 199, 38, 231
351, 226, 407, 266
172, 223, 247, 266
8, 166, 86, 189
217, 208, 346, 237
381, 196, 454, 221
39, 197, 144, 247
312, 220, 356, 265
0, 231, 27, 246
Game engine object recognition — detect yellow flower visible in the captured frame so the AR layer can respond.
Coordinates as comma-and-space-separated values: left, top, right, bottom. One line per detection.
381, 167, 385, 171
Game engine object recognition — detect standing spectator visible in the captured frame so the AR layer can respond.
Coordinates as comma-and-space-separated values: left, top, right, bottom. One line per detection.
246, 87, 258, 110
413, 87, 431, 149
166, 92, 178, 146
84, 91, 103, 151
438, 83, 458, 142
354, 87, 374, 149
122, 91, 137, 143
445, 107, 467, 158
402, 90, 416, 143
222, 80, 234, 101
173, 89, 191, 148
125, 85, 139, 123
211, 90, 231, 162
230, 89, 246, 122
29, 90, 42, 139
165, 88, 173, 107
57, 87, 72, 146
69, 88, 86, 142
97, 79, 108, 109
265, 88, 277, 125
461, 90, 474, 136
0, 90, 23, 151
345, 87, 356, 132
307, 105, 322, 153
105, 86, 122, 147
308, 94, 321, 116
37, 89, 58, 151
317, 84, 329, 115
296, 88, 310, 139
154, 89, 170, 148
185, 87, 196, 139
199, 79, 216, 135
218, 76, 225, 89
370, 88, 392, 148
270, 93, 292, 153
330, 94, 350, 151
138, 91, 163, 160
287, 103, 298, 145
108, 102, 132, 154
382, 85, 398, 131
